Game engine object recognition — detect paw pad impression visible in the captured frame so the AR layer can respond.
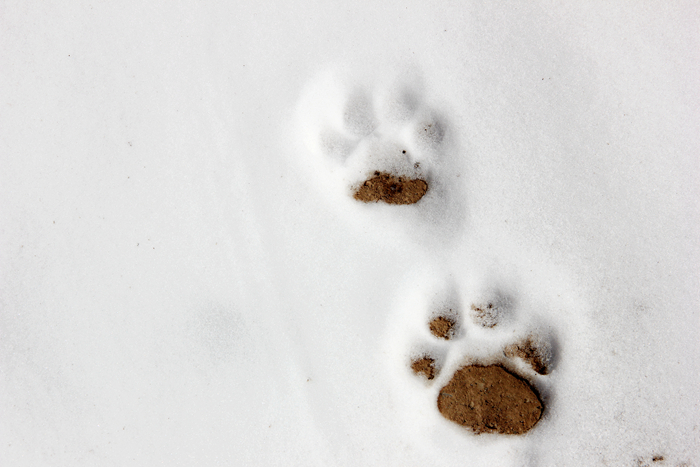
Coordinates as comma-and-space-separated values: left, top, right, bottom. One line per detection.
437, 365, 543, 435
353, 171, 428, 205
504, 336, 552, 375
411, 356, 436, 380
428, 315, 457, 340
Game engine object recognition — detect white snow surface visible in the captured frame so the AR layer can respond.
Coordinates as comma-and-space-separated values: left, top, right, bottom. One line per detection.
1, 2, 699, 466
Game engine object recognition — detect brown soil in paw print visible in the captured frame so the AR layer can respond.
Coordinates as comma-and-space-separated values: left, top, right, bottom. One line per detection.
470, 302, 499, 328
353, 171, 428, 205
504, 337, 550, 375
437, 364, 543, 435
429, 316, 456, 340
411, 357, 436, 380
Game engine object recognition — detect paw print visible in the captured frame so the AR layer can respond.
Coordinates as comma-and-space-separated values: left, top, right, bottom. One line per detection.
294, 67, 453, 208
395, 276, 555, 436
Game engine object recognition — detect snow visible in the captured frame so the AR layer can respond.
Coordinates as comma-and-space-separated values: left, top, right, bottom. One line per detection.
1, 1, 699, 466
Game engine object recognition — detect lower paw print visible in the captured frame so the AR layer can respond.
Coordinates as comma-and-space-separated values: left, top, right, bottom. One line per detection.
294, 66, 461, 216
408, 285, 555, 435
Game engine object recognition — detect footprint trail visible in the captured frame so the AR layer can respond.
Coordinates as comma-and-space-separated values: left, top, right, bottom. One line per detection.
293, 64, 568, 453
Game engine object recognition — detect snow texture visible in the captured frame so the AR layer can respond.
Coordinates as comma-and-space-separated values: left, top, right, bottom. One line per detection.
1, 1, 699, 466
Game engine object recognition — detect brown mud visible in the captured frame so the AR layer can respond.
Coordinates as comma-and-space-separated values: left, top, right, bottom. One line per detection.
353, 171, 427, 205
429, 316, 456, 340
410, 357, 436, 380
437, 364, 543, 434
504, 337, 550, 375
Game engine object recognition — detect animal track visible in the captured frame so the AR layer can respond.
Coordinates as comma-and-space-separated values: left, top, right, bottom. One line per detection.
436, 364, 542, 435
408, 284, 555, 435
504, 335, 552, 376
411, 356, 437, 380
295, 68, 451, 207
469, 290, 513, 329
428, 314, 457, 340
353, 171, 428, 205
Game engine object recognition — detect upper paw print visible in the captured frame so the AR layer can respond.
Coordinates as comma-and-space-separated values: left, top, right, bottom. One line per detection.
295, 68, 450, 206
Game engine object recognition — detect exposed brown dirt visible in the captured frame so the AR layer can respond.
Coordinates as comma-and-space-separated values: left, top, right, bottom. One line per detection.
437, 364, 543, 435
429, 316, 456, 340
411, 357, 436, 380
504, 337, 550, 375
353, 171, 428, 205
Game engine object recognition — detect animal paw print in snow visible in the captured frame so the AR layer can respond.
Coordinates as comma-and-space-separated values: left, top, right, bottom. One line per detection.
296, 69, 448, 205
410, 290, 554, 435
